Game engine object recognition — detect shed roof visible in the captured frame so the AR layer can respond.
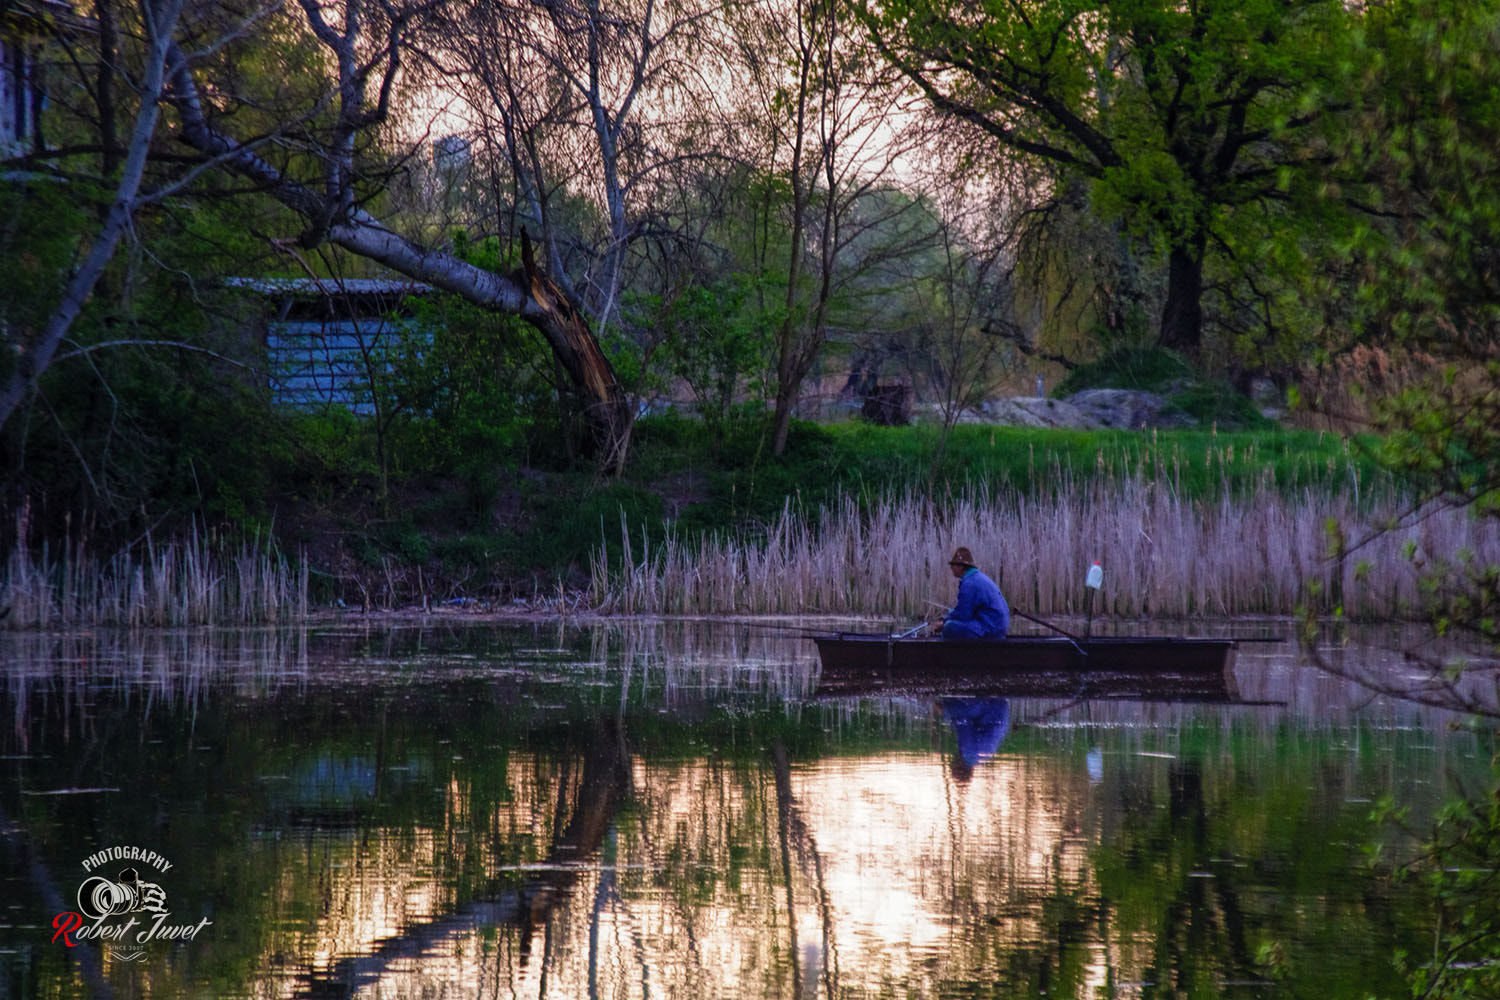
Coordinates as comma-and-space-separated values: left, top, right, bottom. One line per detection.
223, 277, 434, 298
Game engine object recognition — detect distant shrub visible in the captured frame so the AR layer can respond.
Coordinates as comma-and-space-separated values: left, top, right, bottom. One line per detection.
1054, 347, 1269, 429
1054, 347, 1196, 396
1167, 384, 1273, 430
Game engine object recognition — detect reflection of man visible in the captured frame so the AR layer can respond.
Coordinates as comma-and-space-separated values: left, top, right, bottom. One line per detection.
941, 697, 1011, 782
941, 547, 1010, 639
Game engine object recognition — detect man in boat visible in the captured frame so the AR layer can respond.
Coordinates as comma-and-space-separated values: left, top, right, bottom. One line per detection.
941, 546, 1010, 639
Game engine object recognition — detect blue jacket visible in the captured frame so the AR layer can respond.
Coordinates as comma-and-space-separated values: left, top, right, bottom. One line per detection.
944, 568, 1010, 638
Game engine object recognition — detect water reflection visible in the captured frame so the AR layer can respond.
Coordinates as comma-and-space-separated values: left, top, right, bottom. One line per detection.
0, 620, 1492, 999
941, 696, 1012, 781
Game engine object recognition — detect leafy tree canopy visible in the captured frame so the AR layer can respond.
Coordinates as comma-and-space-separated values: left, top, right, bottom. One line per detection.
853, 0, 1360, 364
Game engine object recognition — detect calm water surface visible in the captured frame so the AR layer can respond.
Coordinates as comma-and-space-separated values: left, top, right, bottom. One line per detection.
0, 619, 1492, 999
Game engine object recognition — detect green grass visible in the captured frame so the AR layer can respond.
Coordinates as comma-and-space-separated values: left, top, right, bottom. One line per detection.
0, 412, 1405, 615
630, 414, 1393, 533
459, 415, 1399, 607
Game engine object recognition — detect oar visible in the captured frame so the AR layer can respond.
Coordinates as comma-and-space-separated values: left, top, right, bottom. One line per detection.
1010, 608, 1088, 657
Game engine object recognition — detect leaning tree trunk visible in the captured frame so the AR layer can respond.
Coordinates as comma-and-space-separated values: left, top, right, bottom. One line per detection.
1158, 241, 1206, 355
167, 52, 634, 473
516, 233, 633, 473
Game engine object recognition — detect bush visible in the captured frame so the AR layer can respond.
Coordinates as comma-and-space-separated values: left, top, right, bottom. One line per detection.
1053, 346, 1270, 430
1167, 383, 1272, 429
1054, 347, 1196, 396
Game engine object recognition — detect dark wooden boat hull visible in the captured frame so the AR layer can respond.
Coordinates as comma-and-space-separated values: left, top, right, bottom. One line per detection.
813, 633, 1237, 673
812, 633, 1240, 700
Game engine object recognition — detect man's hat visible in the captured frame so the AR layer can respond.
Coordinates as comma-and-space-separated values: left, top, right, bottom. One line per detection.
949, 546, 975, 568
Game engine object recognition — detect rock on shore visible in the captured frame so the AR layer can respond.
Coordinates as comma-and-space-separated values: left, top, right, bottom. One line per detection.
956, 389, 1197, 430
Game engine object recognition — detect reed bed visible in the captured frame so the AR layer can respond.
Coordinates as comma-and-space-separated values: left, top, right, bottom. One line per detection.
2, 627, 313, 747
2, 517, 309, 629
590, 477, 1500, 621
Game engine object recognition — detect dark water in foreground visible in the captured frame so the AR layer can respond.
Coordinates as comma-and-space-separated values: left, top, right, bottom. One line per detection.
0, 619, 1492, 999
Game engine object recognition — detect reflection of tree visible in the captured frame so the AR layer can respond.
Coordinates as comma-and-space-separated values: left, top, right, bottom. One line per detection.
0, 801, 112, 999
292, 716, 632, 998
4, 626, 1468, 998
1136, 762, 1256, 993
771, 741, 839, 1000
1089, 754, 1408, 996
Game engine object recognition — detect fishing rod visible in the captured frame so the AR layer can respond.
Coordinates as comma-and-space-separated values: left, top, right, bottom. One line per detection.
723, 621, 825, 639
669, 617, 893, 641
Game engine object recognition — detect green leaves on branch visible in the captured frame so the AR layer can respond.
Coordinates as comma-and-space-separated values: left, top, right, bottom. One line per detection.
1389, 757, 1500, 1000
855, 0, 1366, 361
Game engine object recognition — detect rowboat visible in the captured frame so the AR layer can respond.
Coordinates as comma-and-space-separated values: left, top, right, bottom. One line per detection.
811, 632, 1241, 700
813, 632, 1237, 673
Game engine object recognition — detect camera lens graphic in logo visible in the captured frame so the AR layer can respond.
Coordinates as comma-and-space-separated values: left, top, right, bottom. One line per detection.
77, 868, 167, 919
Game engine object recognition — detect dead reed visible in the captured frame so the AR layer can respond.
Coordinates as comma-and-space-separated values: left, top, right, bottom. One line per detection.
3, 514, 309, 629
591, 475, 1498, 621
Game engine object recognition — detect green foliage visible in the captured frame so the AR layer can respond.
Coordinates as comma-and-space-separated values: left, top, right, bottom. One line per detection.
448, 230, 519, 273
286, 407, 376, 479
1322, 0, 1500, 658
628, 413, 831, 536
1, 178, 296, 541
855, 0, 1362, 360
1167, 384, 1273, 430
0, 183, 91, 381
1053, 347, 1271, 429
1377, 373, 1500, 518
641, 278, 777, 432
1390, 755, 1500, 1000
1345, 0, 1500, 347
1093, 150, 1196, 248
1054, 347, 1196, 396
1328, 0, 1500, 945
378, 291, 556, 479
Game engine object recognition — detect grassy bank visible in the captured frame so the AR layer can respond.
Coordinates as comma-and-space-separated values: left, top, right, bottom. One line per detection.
598, 419, 1413, 618
2, 417, 1417, 623
627, 417, 1390, 535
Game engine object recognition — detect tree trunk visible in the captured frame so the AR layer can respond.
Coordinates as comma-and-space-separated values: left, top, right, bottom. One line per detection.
1158, 241, 1205, 354
95, 0, 120, 178
0, 0, 183, 437
167, 55, 634, 473
517, 233, 633, 474
770, 381, 796, 456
